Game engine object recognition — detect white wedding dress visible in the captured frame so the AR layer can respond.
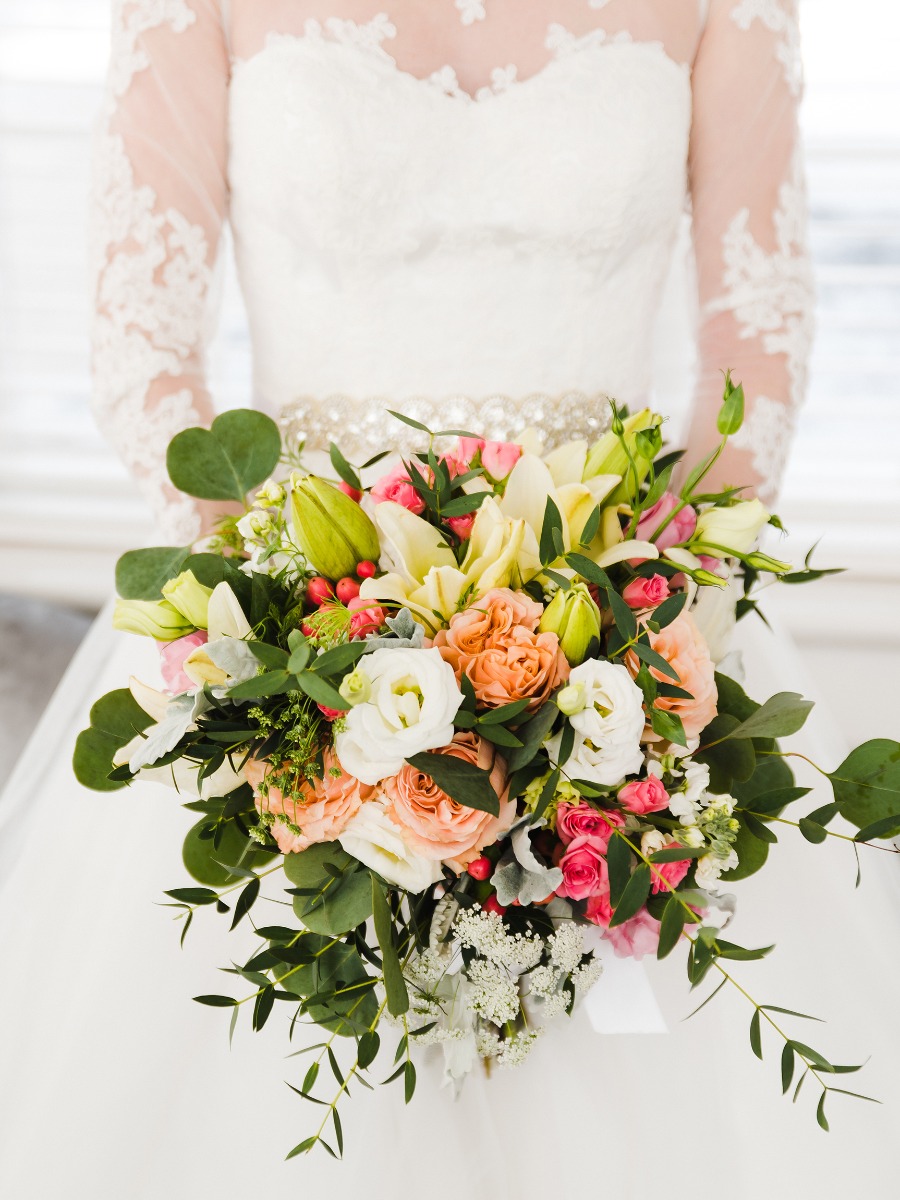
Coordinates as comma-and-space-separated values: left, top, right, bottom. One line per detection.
1, 3, 898, 1197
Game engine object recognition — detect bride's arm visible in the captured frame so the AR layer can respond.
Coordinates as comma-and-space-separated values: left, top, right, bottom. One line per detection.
685, 0, 814, 504
91, 0, 230, 543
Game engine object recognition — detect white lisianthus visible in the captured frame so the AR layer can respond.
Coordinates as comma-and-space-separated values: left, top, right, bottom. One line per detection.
692, 499, 770, 557
338, 799, 444, 891
691, 571, 739, 664
694, 848, 739, 892
546, 660, 645, 786
334, 647, 464, 785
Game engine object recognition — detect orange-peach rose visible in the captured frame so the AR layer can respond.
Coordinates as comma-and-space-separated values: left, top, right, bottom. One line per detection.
434, 588, 569, 711
629, 611, 718, 741
246, 750, 376, 855
381, 731, 515, 870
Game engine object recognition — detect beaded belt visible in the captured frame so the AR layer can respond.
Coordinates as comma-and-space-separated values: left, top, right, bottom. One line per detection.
279, 392, 614, 460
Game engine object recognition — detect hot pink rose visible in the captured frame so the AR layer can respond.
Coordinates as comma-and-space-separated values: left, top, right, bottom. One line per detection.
585, 890, 613, 926
635, 493, 697, 552
447, 513, 476, 540
556, 835, 609, 902
481, 440, 522, 479
602, 909, 661, 959
158, 630, 208, 693
618, 776, 670, 816
348, 596, 386, 639
556, 802, 624, 849
651, 854, 691, 894
370, 463, 424, 514
622, 574, 670, 610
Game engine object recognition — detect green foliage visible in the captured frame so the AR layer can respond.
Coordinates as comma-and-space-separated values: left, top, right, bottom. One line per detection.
182, 816, 265, 887
371, 877, 409, 1017
73, 689, 153, 791
284, 844, 373, 936
405, 751, 500, 817
167, 409, 282, 501
277, 935, 378, 1037
115, 546, 191, 600
830, 740, 900, 837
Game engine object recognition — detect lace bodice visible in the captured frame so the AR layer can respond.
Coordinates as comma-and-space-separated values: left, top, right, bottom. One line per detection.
91, 1, 813, 541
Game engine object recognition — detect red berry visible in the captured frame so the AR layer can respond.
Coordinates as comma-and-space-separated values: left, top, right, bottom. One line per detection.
307, 576, 335, 607
338, 481, 363, 502
336, 576, 361, 604
301, 623, 316, 638
466, 856, 492, 881
483, 895, 507, 916
356, 559, 377, 579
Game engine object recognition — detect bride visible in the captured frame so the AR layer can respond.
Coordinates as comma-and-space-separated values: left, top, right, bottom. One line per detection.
1, 2, 897, 1197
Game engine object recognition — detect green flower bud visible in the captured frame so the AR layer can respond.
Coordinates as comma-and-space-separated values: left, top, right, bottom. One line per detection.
291, 475, 380, 580
339, 668, 372, 707
557, 681, 588, 716
161, 569, 213, 628
538, 582, 602, 666
583, 408, 663, 500
112, 599, 194, 641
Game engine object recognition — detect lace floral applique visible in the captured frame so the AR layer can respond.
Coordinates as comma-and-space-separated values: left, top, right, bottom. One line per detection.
427, 63, 517, 102
707, 148, 814, 416
730, 0, 801, 95
730, 394, 796, 502
92, 0, 210, 542
455, 0, 487, 26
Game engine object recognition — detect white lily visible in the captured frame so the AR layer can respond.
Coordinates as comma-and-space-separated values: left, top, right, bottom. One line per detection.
183, 583, 254, 688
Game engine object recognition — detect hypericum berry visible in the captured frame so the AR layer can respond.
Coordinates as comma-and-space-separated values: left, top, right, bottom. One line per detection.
356, 559, 377, 579
466, 856, 492, 881
338, 481, 363, 503
301, 623, 316, 638
336, 576, 360, 604
483, 895, 507, 916
307, 576, 335, 607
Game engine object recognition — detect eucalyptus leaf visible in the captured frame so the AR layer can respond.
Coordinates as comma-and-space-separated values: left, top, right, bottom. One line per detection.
167, 409, 282, 502
73, 688, 154, 791
115, 545, 190, 600
405, 752, 500, 817
830, 739, 900, 836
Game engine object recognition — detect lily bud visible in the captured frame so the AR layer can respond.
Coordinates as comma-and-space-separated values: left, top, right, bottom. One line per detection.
583, 409, 663, 499
112, 599, 194, 641
339, 668, 372, 707
557, 681, 588, 716
692, 499, 770, 557
291, 475, 380, 580
538, 582, 602, 666
161, 570, 213, 629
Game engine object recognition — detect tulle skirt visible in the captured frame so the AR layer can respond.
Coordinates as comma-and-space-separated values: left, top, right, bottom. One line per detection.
0, 610, 898, 1200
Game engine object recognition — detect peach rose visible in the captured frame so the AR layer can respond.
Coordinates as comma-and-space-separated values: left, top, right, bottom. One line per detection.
434, 589, 568, 712
381, 731, 514, 870
628, 611, 717, 741
246, 750, 376, 855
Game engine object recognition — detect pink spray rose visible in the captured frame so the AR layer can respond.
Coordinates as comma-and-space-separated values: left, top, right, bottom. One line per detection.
635, 493, 697, 552
618, 776, 670, 816
348, 596, 386, 640
556, 801, 624, 849
158, 630, 208, 693
650, 855, 691, 895
370, 464, 425, 514
447, 513, 476, 540
622, 574, 670, 610
585, 890, 613, 927
453, 436, 522, 479
556, 835, 609, 902
603, 910, 661, 960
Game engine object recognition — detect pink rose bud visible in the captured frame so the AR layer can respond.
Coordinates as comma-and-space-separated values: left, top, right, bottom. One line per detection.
455, 436, 484, 467
158, 630, 208, 694
622, 573, 670, 610
480, 440, 522, 479
348, 596, 386, 639
618, 775, 670, 815
635, 493, 697, 552
370, 463, 425, 514
447, 513, 476, 540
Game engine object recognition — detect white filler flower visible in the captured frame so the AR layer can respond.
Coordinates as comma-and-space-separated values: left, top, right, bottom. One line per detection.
334, 647, 464, 785
547, 660, 645, 786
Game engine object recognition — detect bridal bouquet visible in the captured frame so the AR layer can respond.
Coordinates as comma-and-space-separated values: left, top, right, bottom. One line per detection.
75, 378, 899, 1154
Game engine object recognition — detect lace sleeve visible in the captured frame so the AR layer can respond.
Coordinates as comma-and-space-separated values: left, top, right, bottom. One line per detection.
91, 0, 230, 543
685, 0, 814, 503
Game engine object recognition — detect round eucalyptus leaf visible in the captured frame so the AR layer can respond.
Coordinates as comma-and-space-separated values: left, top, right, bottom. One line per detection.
73, 689, 154, 792
115, 546, 191, 600
166, 409, 282, 502
831, 739, 900, 836
182, 818, 263, 887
